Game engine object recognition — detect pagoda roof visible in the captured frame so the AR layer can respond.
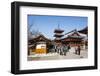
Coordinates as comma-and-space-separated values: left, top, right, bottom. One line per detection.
54, 29, 64, 33
54, 34, 64, 37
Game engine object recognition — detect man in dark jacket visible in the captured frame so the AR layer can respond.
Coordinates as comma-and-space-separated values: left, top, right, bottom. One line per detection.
63, 45, 68, 56
77, 46, 81, 55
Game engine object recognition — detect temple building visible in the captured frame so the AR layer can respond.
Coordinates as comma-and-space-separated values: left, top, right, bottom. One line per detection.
62, 29, 87, 48
78, 27, 88, 49
28, 26, 88, 55
78, 26, 88, 34
28, 34, 51, 55
54, 25, 64, 45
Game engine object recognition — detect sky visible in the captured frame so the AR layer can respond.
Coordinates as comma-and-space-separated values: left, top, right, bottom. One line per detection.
28, 15, 88, 39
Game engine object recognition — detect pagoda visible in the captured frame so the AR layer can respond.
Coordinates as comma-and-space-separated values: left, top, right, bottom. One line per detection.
54, 25, 64, 45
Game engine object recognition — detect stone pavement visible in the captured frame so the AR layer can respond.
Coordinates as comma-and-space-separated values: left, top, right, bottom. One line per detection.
28, 47, 88, 61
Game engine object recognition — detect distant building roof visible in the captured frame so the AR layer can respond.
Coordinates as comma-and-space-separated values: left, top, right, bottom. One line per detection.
29, 34, 51, 44
62, 29, 87, 39
78, 27, 88, 34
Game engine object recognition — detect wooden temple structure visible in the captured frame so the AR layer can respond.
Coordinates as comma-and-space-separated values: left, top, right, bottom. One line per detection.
54, 26, 64, 45
62, 29, 87, 47
28, 34, 51, 55
60, 26, 88, 49
28, 26, 88, 55
78, 26, 88, 34
78, 27, 88, 48
53, 26, 88, 48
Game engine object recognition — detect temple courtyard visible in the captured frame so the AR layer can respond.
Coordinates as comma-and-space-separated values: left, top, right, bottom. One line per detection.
28, 48, 88, 61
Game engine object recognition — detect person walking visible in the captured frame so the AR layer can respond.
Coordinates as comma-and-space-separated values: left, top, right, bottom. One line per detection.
57, 45, 60, 54
54, 45, 57, 52
67, 45, 70, 50
75, 46, 78, 54
63, 45, 68, 56
60, 45, 63, 55
77, 46, 81, 55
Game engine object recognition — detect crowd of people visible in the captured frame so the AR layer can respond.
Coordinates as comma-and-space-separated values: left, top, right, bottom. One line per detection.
48, 44, 81, 56
48, 44, 70, 56
55, 44, 71, 56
